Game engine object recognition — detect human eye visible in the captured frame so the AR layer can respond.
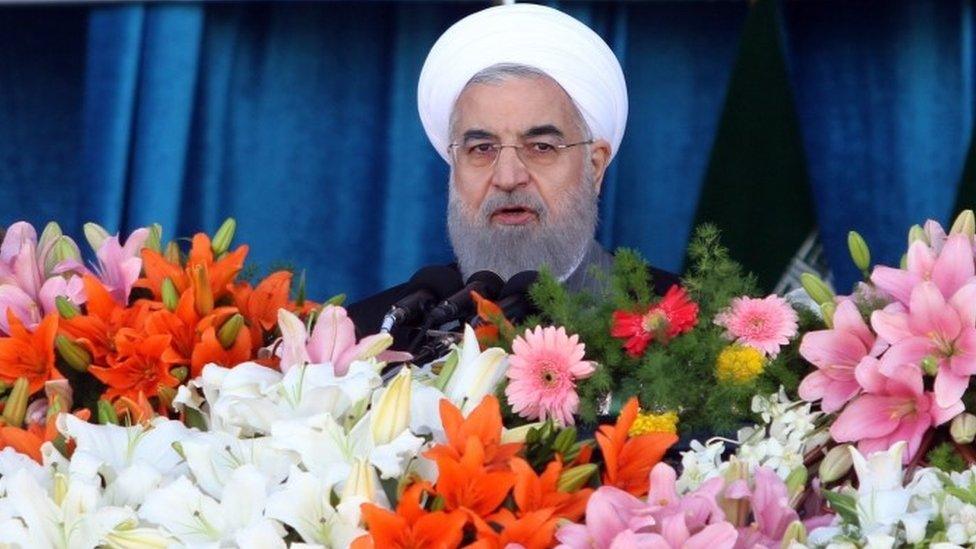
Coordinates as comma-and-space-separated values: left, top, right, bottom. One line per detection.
467, 142, 496, 156
525, 140, 559, 156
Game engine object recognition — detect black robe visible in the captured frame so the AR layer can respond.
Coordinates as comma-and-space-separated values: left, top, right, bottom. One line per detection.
346, 239, 681, 349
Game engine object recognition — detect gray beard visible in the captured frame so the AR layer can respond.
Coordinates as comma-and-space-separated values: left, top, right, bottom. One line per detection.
447, 173, 599, 281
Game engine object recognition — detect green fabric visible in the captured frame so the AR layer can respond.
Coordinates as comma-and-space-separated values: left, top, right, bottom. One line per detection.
692, 0, 815, 291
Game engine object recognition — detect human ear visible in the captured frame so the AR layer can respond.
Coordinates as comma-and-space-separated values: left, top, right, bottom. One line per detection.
588, 139, 612, 194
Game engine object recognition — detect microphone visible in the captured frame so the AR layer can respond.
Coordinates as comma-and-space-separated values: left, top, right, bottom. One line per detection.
382, 330, 461, 381
491, 270, 539, 324
424, 270, 505, 329
380, 265, 463, 333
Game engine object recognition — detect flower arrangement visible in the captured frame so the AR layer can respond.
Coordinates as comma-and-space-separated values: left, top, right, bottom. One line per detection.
514, 224, 817, 433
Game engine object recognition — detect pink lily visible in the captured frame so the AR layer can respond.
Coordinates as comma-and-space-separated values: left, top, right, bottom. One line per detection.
831, 360, 962, 461
555, 485, 653, 548
90, 228, 148, 305
871, 233, 974, 306
872, 281, 976, 408
0, 223, 86, 334
276, 307, 410, 375
731, 467, 798, 548
799, 300, 885, 412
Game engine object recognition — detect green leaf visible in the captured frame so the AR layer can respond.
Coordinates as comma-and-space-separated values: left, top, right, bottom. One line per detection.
823, 491, 860, 528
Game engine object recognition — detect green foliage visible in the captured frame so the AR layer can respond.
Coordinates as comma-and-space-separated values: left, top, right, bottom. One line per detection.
526, 224, 813, 433
928, 443, 968, 473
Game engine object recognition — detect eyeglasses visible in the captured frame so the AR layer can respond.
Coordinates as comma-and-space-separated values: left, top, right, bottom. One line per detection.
448, 139, 593, 170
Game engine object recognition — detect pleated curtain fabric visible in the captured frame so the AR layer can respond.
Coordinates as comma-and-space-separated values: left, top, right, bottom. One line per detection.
0, 1, 973, 300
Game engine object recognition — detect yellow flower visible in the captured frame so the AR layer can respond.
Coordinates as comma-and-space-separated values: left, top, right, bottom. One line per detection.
716, 345, 765, 384
628, 410, 679, 436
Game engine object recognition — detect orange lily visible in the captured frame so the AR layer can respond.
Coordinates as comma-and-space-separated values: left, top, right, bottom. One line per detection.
113, 391, 154, 425
470, 291, 515, 350
352, 484, 467, 549
469, 508, 559, 549
61, 275, 154, 366
138, 233, 247, 301
596, 397, 677, 497
0, 312, 60, 394
426, 436, 515, 517
230, 270, 292, 351
0, 408, 90, 463
509, 457, 591, 522
89, 329, 180, 401
425, 396, 521, 472
190, 324, 252, 377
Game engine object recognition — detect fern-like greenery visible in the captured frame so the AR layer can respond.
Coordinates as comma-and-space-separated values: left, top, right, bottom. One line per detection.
524, 224, 816, 433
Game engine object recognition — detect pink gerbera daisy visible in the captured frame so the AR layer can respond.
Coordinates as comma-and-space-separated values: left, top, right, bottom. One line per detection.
505, 325, 596, 426
714, 295, 798, 357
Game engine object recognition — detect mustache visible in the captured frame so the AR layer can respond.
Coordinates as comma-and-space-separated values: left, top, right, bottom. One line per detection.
478, 190, 548, 222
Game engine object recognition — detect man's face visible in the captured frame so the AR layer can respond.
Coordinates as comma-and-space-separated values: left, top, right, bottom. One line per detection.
447, 75, 611, 281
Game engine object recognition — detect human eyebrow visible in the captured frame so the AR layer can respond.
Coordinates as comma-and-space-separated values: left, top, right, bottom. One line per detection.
521, 125, 565, 140
460, 129, 497, 144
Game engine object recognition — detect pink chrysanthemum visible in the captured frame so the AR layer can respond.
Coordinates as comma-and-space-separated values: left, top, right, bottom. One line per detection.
505, 325, 596, 426
714, 295, 798, 357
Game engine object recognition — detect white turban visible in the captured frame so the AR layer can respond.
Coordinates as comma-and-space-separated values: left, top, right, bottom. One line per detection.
417, 3, 628, 164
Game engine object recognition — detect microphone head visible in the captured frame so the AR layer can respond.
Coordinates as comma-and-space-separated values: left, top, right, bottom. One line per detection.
465, 270, 505, 300
499, 270, 539, 299
409, 265, 464, 300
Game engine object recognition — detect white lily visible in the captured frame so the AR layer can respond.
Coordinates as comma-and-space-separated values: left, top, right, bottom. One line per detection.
138, 465, 285, 548
441, 324, 508, 414
1, 469, 144, 549
57, 414, 191, 507
265, 466, 365, 548
0, 446, 50, 495
179, 429, 296, 499
200, 360, 381, 437
849, 441, 912, 537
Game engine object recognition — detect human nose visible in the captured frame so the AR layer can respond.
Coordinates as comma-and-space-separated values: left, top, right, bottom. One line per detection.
490, 145, 531, 191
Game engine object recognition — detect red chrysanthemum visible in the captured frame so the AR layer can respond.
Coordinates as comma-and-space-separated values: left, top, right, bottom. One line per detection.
610, 285, 698, 357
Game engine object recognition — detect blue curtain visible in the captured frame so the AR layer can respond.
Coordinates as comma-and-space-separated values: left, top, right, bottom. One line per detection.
781, 0, 975, 290
0, 1, 973, 300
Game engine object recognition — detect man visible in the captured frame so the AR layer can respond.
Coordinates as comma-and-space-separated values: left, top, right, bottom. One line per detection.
348, 3, 678, 342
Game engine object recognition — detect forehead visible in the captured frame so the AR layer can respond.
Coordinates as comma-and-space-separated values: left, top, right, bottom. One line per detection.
452, 76, 580, 136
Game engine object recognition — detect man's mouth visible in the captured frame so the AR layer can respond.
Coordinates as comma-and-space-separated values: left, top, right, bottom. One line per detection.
490, 206, 539, 226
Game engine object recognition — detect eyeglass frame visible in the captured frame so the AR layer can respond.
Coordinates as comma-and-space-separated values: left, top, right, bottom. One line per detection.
447, 138, 594, 171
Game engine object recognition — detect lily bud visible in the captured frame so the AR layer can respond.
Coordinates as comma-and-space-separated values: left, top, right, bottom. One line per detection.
433, 351, 459, 392
501, 422, 544, 444
2, 377, 30, 427
951, 413, 976, 444
45, 236, 81, 275
171, 366, 189, 382
951, 209, 976, 237
800, 273, 834, 306
342, 459, 379, 503
780, 521, 807, 548
55, 296, 80, 319
557, 463, 597, 492
211, 218, 237, 257
217, 314, 245, 349
39, 221, 63, 255
325, 293, 346, 307
83, 222, 109, 252
820, 302, 836, 328
192, 264, 213, 317
900, 253, 908, 270
908, 224, 928, 246
164, 241, 181, 265
847, 231, 871, 273
553, 426, 577, 455
721, 458, 750, 525
785, 466, 807, 503
371, 367, 411, 445
56, 335, 91, 372
97, 399, 119, 425
161, 278, 179, 312
818, 444, 854, 483
145, 223, 163, 253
